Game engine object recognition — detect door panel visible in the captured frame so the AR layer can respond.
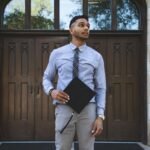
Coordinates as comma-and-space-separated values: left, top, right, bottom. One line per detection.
2, 38, 35, 140
107, 37, 140, 140
34, 37, 68, 140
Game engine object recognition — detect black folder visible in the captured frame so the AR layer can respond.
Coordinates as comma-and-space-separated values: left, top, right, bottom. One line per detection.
64, 77, 96, 113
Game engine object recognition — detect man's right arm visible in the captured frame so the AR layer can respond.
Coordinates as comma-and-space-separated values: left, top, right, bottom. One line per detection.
42, 51, 57, 95
42, 51, 70, 103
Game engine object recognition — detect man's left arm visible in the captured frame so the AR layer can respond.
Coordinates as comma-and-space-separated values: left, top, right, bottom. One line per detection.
91, 54, 106, 137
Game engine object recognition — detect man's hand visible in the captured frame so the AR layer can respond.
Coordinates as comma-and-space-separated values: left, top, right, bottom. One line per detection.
91, 117, 103, 137
51, 89, 70, 103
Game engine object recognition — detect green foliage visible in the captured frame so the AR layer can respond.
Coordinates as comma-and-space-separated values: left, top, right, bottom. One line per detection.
3, 6, 54, 30
3, 0, 139, 30
88, 0, 111, 30
31, 5, 54, 29
3, 9, 24, 29
117, 0, 139, 30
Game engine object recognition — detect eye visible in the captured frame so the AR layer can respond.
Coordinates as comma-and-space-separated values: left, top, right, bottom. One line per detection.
78, 22, 90, 29
87, 23, 90, 29
78, 23, 84, 27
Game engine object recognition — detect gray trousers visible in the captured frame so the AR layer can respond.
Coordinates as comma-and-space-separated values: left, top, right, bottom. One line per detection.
55, 103, 96, 150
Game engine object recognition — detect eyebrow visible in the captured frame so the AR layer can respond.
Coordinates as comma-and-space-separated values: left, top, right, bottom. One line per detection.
78, 21, 90, 26
71, 20, 89, 28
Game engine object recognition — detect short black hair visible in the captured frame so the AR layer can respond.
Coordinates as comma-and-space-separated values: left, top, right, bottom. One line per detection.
69, 15, 88, 28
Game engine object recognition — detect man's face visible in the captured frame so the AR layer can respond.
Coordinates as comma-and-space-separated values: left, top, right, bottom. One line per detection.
70, 18, 90, 40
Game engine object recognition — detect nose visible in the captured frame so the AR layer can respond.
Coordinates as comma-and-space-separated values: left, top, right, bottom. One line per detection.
84, 25, 89, 31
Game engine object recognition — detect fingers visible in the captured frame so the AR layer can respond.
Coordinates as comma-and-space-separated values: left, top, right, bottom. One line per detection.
57, 91, 70, 103
91, 119, 103, 137
91, 123, 96, 135
91, 127, 103, 137
51, 89, 70, 103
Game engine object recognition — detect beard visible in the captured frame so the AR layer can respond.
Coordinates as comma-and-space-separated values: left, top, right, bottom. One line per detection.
74, 33, 89, 41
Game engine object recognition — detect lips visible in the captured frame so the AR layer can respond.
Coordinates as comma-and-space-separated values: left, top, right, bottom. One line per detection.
82, 32, 89, 36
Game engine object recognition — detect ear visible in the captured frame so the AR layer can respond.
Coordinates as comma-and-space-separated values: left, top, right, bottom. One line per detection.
69, 28, 73, 35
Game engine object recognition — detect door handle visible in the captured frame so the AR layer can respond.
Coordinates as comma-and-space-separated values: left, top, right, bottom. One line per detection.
35, 84, 41, 95
29, 84, 41, 95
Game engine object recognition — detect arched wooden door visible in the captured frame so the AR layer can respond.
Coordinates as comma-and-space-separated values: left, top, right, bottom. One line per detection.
1, 32, 142, 141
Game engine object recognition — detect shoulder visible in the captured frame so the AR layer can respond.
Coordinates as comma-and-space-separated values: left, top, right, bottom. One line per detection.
86, 45, 103, 60
50, 44, 70, 59
48, 44, 69, 61
52, 44, 70, 55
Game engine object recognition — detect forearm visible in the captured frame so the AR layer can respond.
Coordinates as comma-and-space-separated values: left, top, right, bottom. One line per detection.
42, 50, 57, 95
95, 88, 106, 116
42, 73, 55, 95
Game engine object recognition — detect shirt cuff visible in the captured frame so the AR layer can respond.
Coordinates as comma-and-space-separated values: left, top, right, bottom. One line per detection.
97, 107, 105, 116
46, 86, 54, 95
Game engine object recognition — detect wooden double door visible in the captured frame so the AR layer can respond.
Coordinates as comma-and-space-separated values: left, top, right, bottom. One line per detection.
1, 33, 142, 141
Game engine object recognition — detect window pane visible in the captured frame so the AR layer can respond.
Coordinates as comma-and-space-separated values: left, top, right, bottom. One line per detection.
3, 0, 25, 29
88, 0, 111, 30
117, 0, 139, 30
31, 0, 54, 30
60, 0, 82, 30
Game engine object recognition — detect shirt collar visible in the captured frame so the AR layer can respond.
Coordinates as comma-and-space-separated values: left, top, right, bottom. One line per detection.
69, 42, 87, 52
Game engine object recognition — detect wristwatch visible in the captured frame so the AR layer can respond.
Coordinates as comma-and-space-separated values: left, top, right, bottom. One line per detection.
98, 114, 105, 120
49, 88, 54, 96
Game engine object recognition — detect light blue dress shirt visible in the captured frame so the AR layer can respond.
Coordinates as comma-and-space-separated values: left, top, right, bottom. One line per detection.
42, 43, 106, 115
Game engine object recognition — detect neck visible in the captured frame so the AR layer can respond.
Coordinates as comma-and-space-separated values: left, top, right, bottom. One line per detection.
71, 38, 86, 47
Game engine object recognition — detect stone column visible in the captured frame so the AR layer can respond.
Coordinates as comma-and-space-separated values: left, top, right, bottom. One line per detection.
147, 0, 150, 145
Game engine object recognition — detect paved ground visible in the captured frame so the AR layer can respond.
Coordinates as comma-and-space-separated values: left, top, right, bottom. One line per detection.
0, 141, 150, 150
139, 143, 150, 150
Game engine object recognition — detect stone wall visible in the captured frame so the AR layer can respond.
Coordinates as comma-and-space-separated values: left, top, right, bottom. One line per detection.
146, 0, 150, 145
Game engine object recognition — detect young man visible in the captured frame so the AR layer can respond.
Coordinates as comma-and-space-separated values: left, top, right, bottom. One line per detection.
42, 15, 106, 150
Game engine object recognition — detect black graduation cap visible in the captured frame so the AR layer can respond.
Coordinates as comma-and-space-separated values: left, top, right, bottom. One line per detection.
64, 77, 96, 113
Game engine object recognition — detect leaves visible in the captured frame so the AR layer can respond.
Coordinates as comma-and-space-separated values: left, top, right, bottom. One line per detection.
117, 0, 139, 30
4, 9, 25, 29
3, 0, 139, 30
4, 7, 54, 30
31, 4, 54, 29
88, 0, 111, 30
